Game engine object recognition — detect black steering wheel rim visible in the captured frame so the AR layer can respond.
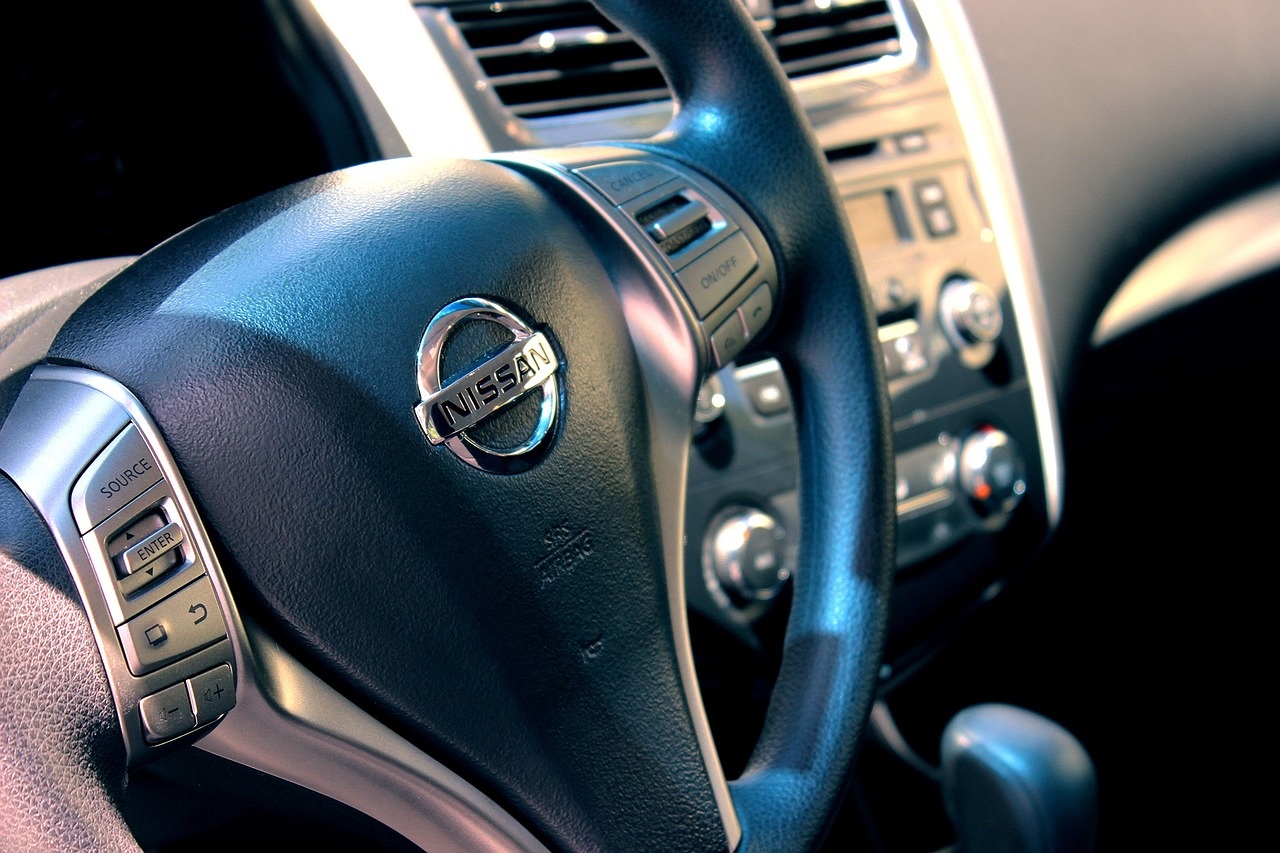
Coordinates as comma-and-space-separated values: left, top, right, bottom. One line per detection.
599, 1, 896, 843
0, 2, 894, 850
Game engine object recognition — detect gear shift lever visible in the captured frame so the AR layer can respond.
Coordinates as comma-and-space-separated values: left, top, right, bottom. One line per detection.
941, 704, 1098, 852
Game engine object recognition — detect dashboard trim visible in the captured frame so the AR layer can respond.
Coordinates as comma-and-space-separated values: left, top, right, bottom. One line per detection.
301, 0, 491, 158
913, 0, 1063, 529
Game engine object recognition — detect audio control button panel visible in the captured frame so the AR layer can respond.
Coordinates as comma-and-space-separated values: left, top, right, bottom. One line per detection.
0, 367, 241, 765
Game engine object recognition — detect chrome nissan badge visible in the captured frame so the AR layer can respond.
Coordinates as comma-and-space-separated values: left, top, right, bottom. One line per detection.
414, 297, 561, 474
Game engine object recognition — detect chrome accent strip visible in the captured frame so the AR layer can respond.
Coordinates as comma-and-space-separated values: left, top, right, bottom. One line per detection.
300, 0, 491, 158
4, 365, 548, 853
198, 611, 550, 853
877, 317, 920, 342
913, 0, 1064, 529
897, 486, 952, 517
1094, 182, 1280, 346
494, 149, 745, 850
733, 357, 785, 382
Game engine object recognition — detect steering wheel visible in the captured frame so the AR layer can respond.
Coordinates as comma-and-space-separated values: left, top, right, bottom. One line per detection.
0, 1, 893, 850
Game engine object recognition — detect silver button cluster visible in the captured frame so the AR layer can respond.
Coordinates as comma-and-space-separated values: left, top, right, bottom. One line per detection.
574, 157, 779, 369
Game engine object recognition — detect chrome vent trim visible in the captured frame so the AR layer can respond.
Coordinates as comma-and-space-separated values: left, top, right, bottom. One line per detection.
420, 0, 912, 120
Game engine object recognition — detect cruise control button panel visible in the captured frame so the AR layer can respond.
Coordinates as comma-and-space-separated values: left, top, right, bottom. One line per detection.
571, 154, 779, 373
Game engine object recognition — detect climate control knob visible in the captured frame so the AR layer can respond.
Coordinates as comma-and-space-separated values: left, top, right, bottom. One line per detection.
958, 426, 1026, 517
705, 506, 791, 604
940, 277, 1003, 348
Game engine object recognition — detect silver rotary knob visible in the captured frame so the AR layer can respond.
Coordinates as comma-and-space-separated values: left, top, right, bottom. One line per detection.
940, 277, 1004, 348
958, 426, 1027, 516
694, 371, 727, 425
704, 506, 791, 604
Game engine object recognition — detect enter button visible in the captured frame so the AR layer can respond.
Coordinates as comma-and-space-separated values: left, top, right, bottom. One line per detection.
676, 231, 759, 317
119, 522, 185, 576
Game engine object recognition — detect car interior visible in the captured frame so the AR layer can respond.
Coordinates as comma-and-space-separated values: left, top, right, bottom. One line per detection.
2, 1, 1275, 850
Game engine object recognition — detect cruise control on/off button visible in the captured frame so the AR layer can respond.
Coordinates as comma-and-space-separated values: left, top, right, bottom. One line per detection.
676, 231, 760, 317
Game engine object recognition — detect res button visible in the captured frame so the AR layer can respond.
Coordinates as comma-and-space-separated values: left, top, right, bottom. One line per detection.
739, 284, 773, 339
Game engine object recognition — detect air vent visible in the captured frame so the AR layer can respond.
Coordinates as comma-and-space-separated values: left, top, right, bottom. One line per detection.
421, 0, 906, 120
771, 0, 903, 78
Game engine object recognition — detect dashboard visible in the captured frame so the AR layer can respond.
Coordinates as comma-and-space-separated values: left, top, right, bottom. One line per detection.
3, 0, 1278, 850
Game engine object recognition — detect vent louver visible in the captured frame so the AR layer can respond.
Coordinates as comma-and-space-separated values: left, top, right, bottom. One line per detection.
421, 0, 905, 119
